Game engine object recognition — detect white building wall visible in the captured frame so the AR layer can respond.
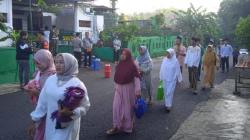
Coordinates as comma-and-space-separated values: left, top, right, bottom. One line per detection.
75, 5, 104, 42
0, 0, 13, 28
43, 12, 57, 26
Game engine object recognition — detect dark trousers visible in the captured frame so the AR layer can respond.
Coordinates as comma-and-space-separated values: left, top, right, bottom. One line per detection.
197, 63, 201, 80
114, 49, 120, 62
50, 39, 57, 56
84, 51, 92, 67
74, 51, 82, 67
221, 57, 229, 72
233, 56, 238, 66
180, 66, 183, 73
188, 66, 198, 90
17, 60, 30, 86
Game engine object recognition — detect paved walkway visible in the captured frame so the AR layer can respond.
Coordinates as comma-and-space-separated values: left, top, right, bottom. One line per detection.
170, 78, 250, 140
0, 84, 20, 96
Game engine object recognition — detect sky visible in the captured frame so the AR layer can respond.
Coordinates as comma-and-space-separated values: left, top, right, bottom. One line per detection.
93, 0, 223, 14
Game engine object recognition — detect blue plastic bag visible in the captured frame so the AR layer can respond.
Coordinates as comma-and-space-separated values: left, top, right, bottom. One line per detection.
134, 98, 147, 119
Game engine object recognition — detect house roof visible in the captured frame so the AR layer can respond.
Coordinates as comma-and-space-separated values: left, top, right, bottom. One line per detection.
92, 5, 114, 10
13, 0, 94, 5
45, 0, 94, 4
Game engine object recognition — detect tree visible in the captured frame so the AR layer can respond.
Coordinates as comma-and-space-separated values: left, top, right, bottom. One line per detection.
119, 13, 128, 22
218, 0, 250, 40
173, 4, 220, 44
151, 13, 165, 27
235, 16, 250, 49
101, 23, 139, 47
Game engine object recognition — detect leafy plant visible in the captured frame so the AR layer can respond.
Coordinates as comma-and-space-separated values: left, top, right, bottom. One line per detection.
173, 4, 221, 45
102, 23, 139, 47
235, 16, 250, 49
218, 0, 250, 40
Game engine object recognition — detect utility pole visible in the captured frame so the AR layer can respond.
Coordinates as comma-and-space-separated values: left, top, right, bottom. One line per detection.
110, 0, 118, 26
29, 0, 33, 32
110, 0, 117, 13
74, 1, 78, 32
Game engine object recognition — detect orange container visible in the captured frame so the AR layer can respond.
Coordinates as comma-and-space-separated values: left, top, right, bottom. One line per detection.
104, 64, 111, 78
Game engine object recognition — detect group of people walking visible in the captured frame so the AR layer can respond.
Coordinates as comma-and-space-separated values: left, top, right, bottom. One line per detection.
15, 29, 235, 139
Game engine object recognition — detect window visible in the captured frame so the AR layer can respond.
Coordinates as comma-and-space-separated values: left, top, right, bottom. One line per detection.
0, 13, 7, 22
79, 20, 91, 27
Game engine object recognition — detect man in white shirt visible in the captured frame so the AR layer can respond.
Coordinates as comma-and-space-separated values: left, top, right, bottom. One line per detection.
113, 35, 122, 64
184, 37, 201, 95
43, 26, 50, 44
220, 38, 233, 73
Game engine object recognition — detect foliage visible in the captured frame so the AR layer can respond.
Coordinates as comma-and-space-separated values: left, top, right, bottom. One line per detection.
101, 23, 139, 47
173, 4, 221, 45
235, 16, 250, 49
37, 0, 47, 8
151, 13, 165, 30
218, 0, 250, 40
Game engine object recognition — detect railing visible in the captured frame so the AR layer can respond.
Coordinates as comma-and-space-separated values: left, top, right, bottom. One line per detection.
127, 36, 176, 58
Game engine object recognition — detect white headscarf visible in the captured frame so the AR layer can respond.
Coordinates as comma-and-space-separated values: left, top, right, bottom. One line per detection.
160, 48, 182, 82
56, 53, 79, 86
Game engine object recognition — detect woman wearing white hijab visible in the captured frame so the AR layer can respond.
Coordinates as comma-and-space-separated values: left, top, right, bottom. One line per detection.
29, 53, 90, 140
160, 48, 182, 112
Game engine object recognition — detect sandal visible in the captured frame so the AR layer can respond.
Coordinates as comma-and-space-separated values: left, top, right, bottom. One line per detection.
106, 128, 119, 135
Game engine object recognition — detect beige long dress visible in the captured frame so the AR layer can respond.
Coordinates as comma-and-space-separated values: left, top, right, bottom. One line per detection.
202, 51, 219, 87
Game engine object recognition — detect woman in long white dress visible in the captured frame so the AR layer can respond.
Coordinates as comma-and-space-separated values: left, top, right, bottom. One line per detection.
160, 48, 182, 112
29, 53, 90, 140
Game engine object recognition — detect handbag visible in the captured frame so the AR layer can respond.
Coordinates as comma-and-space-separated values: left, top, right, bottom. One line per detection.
134, 97, 147, 119
86, 48, 92, 52
156, 81, 164, 101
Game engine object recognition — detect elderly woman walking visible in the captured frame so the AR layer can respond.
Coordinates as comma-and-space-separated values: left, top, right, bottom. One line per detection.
29, 53, 90, 140
136, 45, 153, 105
160, 48, 182, 112
106, 49, 141, 135
202, 45, 219, 90
25, 49, 56, 140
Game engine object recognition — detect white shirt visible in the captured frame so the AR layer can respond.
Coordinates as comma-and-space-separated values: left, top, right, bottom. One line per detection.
184, 46, 201, 67
113, 39, 121, 51
44, 31, 50, 43
31, 75, 90, 140
83, 38, 93, 49
220, 44, 233, 57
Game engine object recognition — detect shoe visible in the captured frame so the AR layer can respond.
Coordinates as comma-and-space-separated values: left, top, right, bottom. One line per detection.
106, 128, 120, 135
165, 107, 171, 113
202, 87, 206, 91
211, 85, 214, 88
193, 91, 198, 95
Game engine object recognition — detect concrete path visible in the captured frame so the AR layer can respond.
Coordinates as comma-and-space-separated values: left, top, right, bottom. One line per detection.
170, 78, 250, 140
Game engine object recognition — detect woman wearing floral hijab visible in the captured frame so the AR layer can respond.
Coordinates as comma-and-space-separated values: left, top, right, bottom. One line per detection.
29, 53, 90, 140
136, 45, 153, 105
160, 48, 182, 112
107, 48, 141, 135
25, 49, 56, 140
